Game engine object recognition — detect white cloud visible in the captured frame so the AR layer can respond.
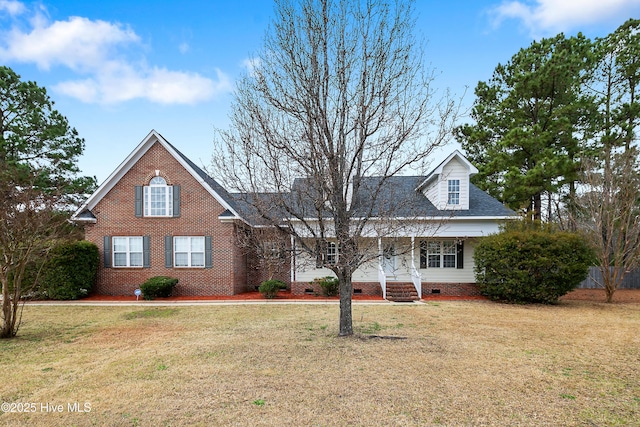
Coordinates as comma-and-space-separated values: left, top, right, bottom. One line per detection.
0, 16, 139, 71
0, 2, 231, 105
54, 65, 232, 105
491, 0, 640, 35
0, 0, 25, 16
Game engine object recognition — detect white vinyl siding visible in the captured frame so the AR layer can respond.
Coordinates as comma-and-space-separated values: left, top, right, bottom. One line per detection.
441, 158, 469, 210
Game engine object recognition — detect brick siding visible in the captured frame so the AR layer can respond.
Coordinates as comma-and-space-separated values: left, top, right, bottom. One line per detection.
84, 142, 247, 296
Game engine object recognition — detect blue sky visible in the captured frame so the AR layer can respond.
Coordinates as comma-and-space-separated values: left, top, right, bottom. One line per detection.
1, 0, 639, 184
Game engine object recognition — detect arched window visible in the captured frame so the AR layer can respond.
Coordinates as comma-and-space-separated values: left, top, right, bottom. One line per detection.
144, 176, 173, 216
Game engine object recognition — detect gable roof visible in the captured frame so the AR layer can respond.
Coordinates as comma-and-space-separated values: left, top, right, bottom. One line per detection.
71, 130, 242, 221
416, 150, 479, 191
287, 175, 514, 219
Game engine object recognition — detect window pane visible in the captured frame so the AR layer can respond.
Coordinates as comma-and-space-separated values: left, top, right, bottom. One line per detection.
113, 237, 127, 252
443, 255, 456, 268
150, 176, 166, 185
175, 253, 189, 267
130, 253, 143, 267
443, 241, 456, 254
191, 237, 204, 252
428, 255, 440, 268
174, 237, 189, 252
150, 186, 167, 215
114, 253, 127, 267
428, 242, 441, 254
448, 180, 460, 205
129, 237, 143, 252
191, 253, 204, 267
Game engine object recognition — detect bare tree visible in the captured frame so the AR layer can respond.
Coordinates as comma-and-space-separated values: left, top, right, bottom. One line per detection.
213, 0, 457, 335
0, 175, 72, 338
235, 225, 290, 286
575, 150, 640, 303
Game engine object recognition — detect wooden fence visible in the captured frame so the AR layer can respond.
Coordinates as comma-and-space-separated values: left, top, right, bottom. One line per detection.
578, 267, 640, 289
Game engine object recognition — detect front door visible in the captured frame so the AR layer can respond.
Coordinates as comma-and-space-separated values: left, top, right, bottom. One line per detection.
382, 243, 397, 277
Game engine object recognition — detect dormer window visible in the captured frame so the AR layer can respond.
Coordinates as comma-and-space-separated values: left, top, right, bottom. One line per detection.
447, 179, 460, 205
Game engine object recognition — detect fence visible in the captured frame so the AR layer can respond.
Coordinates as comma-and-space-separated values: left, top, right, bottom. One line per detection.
578, 267, 640, 289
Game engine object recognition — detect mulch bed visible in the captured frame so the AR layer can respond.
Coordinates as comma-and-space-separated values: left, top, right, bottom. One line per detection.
81, 290, 382, 302
75, 289, 640, 303
561, 288, 640, 303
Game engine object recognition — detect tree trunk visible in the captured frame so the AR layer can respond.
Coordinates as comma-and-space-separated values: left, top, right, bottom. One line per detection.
1, 281, 16, 338
604, 286, 614, 303
337, 271, 353, 336
533, 193, 542, 221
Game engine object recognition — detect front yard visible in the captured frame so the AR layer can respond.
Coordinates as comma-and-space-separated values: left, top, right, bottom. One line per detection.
1, 300, 638, 426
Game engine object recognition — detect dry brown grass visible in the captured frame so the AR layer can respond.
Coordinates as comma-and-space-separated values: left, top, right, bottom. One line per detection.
0, 300, 638, 426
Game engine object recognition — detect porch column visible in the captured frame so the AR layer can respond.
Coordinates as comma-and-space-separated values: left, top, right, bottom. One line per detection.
377, 237, 386, 299
290, 235, 295, 284
410, 235, 422, 298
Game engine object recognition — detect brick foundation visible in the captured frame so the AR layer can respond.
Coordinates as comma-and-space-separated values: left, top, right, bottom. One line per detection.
292, 281, 479, 298
421, 283, 480, 297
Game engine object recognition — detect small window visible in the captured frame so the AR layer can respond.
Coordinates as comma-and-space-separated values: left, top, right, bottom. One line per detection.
144, 177, 173, 217
316, 241, 338, 268
174, 236, 205, 267
326, 242, 338, 266
113, 236, 143, 267
447, 179, 460, 205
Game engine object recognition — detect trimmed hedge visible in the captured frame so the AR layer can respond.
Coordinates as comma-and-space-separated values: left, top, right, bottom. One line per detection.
314, 276, 339, 297
141, 276, 179, 300
258, 279, 286, 299
474, 222, 594, 304
42, 240, 99, 300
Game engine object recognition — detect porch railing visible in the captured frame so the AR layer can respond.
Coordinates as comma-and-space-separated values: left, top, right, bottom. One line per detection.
378, 264, 387, 299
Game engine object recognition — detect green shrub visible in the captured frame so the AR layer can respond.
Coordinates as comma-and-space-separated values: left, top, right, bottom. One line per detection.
41, 240, 99, 300
141, 276, 179, 300
474, 222, 594, 304
314, 276, 339, 297
258, 279, 286, 299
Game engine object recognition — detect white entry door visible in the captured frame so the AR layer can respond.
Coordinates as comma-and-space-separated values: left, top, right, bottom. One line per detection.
382, 243, 397, 277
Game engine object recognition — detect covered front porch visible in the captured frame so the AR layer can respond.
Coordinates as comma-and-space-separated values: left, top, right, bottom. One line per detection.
291, 235, 479, 300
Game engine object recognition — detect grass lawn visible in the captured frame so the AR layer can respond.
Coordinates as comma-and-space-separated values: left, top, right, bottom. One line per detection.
0, 300, 638, 426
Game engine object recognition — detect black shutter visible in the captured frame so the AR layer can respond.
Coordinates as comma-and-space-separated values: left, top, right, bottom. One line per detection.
419, 241, 427, 269
135, 186, 143, 217
205, 236, 212, 269
315, 241, 323, 268
164, 236, 173, 268
172, 185, 181, 217
143, 236, 151, 268
456, 240, 464, 269
103, 236, 111, 268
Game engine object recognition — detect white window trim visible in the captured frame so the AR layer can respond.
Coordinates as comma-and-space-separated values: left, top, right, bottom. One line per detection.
447, 179, 460, 205
113, 236, 143, 268
144, 177, 173, 217
174, 236, 205, 268
421, 240, 457, 269
326, 241, 338, 266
